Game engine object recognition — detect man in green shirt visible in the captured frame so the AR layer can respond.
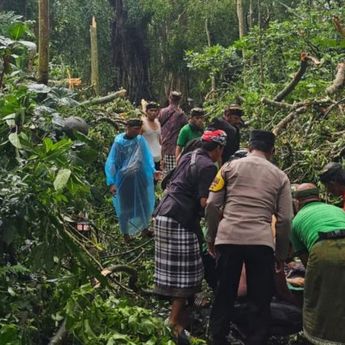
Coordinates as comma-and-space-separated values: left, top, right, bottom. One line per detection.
291, 183, 345, 345
175, 108, 204, 159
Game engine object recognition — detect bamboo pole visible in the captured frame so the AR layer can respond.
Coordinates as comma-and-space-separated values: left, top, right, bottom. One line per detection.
38, 0, 49, 84
90, 16, 100, 95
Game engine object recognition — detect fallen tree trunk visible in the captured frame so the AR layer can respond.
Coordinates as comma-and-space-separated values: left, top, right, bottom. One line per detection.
274, 53, 320, 102
80, 89, 127, 106
326, 62, 345, 95
273, 106, 308, 136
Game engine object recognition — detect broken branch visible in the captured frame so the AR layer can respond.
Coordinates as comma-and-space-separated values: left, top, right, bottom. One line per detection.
326, 62, 345, 96
322, 97, 345, 119
273, 106, 308, 136
274, 52, 320, 102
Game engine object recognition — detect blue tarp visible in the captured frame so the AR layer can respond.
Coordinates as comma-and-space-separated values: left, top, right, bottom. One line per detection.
105, 133, 155, 235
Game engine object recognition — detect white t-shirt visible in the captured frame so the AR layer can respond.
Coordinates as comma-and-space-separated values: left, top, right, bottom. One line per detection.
142, 117, 161, 162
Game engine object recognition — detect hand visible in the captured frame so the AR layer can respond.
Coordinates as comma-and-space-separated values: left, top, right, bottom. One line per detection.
154, 171, 162, 181
109, 185, 116, 196
207, 242, 216, 258
160, 160, 165, 171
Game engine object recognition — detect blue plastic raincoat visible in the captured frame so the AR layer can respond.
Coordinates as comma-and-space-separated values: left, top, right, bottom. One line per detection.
105, 133, 155, 235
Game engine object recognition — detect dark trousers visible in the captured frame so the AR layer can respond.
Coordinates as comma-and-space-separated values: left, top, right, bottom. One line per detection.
210, 245, 274, 345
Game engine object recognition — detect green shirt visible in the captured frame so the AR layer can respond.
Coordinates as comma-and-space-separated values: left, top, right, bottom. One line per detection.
177, 124, 202, 148
291, 201, 345, 253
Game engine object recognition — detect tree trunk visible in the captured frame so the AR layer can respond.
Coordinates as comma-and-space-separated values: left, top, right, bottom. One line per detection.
108, 0, 151, 102
248, 0, 253, 30
205, 17, 216, 92
90, 16, 100, 96
257, 0, 264, 87
236, 0, 245, 38
236, 0, 246, 78
38, 0, 49, 85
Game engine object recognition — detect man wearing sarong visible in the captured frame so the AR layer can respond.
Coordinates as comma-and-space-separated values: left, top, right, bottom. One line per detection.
141, 102, 161, 183
159, 91, 187, 176
105, 119, 156, 243
206, 130, 293, 345
319, 162, 345, 211
153, 130, 227, 345
291, 183, 345, 345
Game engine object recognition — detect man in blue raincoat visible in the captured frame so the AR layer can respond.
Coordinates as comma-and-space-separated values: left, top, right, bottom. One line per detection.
105, 119, 156, 242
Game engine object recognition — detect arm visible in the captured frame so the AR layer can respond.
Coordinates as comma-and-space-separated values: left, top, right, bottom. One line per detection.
105, 140, 118, 189
139, 136, 155, 174
275, 177, 293, 260
205, 169, 226, 244
298, 252, 309, 267
175, 145, 183, 161
290, 218, 309, 267
176, 126, 187, 159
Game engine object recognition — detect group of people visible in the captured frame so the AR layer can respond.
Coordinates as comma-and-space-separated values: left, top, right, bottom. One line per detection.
104, 91, 345, 345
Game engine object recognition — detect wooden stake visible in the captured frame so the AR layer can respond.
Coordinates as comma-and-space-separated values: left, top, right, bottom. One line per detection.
38, 0, 49, 84
90, 16, 100, 95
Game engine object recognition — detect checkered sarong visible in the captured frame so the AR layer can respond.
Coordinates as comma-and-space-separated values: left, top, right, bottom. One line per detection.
154, 216, 203, 298
162, 154, 176, 177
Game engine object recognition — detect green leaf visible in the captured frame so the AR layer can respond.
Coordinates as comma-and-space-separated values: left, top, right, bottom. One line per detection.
8, 133, 22, 148
7, 287, 16, 296
8, 22, 27, 40
54, 169, 72, 191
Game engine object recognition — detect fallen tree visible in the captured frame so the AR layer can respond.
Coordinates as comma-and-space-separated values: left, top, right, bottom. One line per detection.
80, 89, 127, 106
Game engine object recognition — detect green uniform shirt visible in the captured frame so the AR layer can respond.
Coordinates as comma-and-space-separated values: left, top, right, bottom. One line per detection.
291, 201, 345, 253
177, 124, 202, 148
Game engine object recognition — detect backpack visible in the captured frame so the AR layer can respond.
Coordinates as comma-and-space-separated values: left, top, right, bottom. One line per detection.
161, 150, 198, 191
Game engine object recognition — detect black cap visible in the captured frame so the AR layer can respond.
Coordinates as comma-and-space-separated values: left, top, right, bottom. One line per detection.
320, 162, 343, 183
146, 102, 159, 110
249, 130, 275, 148
126, 118, 143, 127
190, 107, 205, 117
293, 187, 319, 199
225, 104, 244, 117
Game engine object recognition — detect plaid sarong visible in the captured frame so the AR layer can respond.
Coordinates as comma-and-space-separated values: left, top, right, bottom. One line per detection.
303, 238, 345, 345
154, 216, 203, 298
162, 154, 176, 177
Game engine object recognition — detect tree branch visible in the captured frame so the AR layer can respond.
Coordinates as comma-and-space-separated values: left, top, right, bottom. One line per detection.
322, 97, 345, 119
273, 52, 320, 102
48, 321, 67, 345
326, 62, 345, 96
80, 89, 127, 106
272, 106, 308, 136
